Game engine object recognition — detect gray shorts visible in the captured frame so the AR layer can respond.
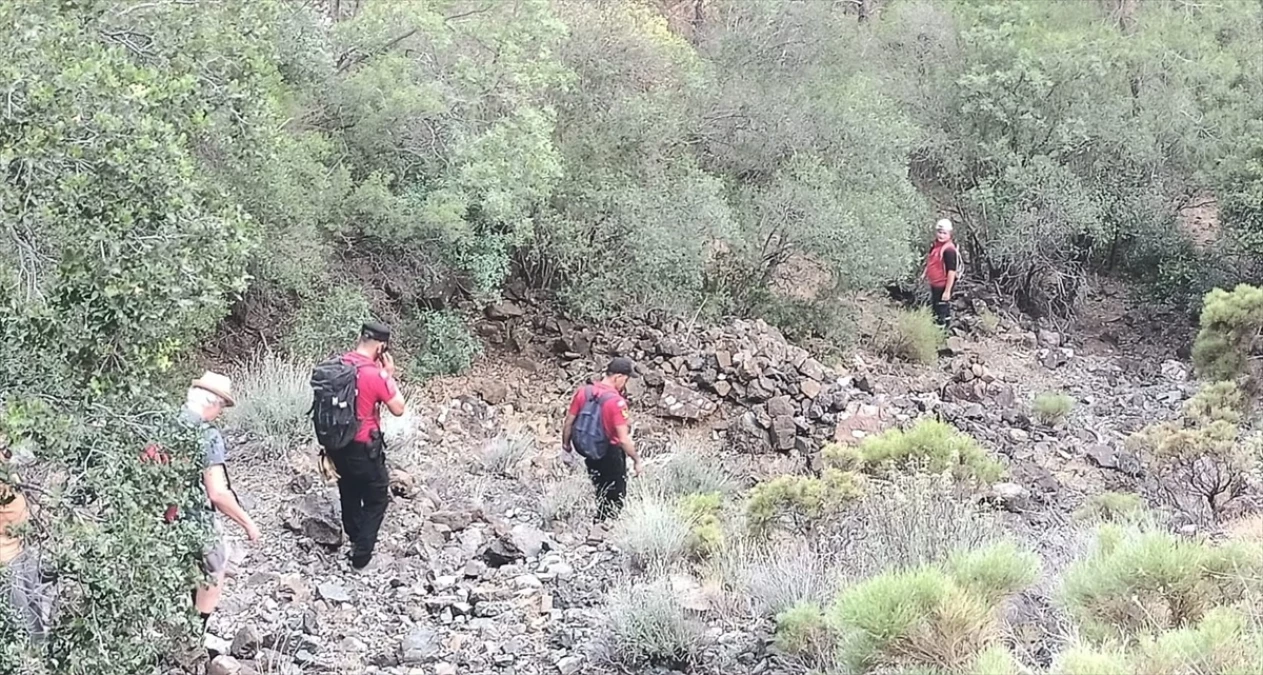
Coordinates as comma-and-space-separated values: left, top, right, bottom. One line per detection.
202, 517, 230, 578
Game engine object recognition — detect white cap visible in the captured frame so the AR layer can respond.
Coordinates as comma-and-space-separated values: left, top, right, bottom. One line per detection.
935, 218, 953, 233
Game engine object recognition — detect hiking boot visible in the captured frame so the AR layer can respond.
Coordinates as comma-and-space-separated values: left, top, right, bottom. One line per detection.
350, 551, 372, 570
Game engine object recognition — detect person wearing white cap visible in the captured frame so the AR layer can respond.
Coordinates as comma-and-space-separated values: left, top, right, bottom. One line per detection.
180, 371, 260, 642
924, 218, 959, 328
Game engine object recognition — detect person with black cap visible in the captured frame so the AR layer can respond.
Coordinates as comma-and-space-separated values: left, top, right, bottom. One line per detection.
561, 357, 643, 520
332, 321, 406, 569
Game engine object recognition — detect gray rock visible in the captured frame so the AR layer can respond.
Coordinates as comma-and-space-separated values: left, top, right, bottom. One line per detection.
770, 415, 797, 452
658, 380, 719, 420
317, 582, 350, 604
207, 655, 244, 675
1037, 329, 1062, 347
799, 358, 826, 383
283, 492, 342, 546
401, 626, 442, 665
485, 301, 526, 320
557, 655, 583, 675
767, 395, 795, 418
230, 625, 262, 660
510, 523, 549, 559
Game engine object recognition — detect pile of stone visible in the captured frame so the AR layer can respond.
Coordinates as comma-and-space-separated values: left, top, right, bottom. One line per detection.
482, 306, 868, 454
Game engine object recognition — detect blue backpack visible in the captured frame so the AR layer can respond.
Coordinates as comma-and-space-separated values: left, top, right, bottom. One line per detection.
572, 385, 614, 461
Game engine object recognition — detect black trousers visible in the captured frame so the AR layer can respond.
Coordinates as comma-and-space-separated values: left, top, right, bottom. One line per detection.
930, 285, 952, 328
584, 446, 628, 521
329, 439, 390, 560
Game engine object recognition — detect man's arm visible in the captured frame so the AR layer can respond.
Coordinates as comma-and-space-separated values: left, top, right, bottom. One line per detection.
379, 354, 406, 416
613, 423, 641, 476
561, 412, 577, 452
942, 249, 959, 300
384, 393, 406, 417
203, 466, 260, 541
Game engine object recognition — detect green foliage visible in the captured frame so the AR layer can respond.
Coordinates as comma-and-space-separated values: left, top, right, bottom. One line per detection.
1033, 392, 1075, 426
828, 419, 1004, 484
877, 309, 945, 364
973, 645, 1026, 675
638, 444, 738, 499
678, 492, 724, 559
1129, 381, 1252, 521
774, 601, 833, 660
746, 470, 865, 537
282, 285, 373, 362
1192, 285, 1263, 382
1075, 492, 1148, 525
408, 310, 481, 381
830, 541, 1037, 673
226, 353, 311, 457
1062, 525, 1263, 643
1051, 645, 1134, 675
615, 491, 693, 570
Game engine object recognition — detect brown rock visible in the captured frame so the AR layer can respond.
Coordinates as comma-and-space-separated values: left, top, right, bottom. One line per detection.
208, 656, 244, 675
799, 358, 826, 382
800, 379, 822, 399
833, 412, 884, 445
476, 381, 509, 405
390, 468, 419, 499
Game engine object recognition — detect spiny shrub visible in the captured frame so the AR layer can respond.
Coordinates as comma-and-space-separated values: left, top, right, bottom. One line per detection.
829, 541, 1038, 673
826, 419, 1004, 484
1138, 607, 1263, 675
1191, 284, 1263, 382
836, 472, 1004, 576
538, 474, 594, 525
226, 352, 311, 457
1033, 392, 1075, 426
479, 432, 535, 478
1182, 380, 1247, 426
1051, 645, 1133, 675
637, 443, 738, 499
1062, 525, 1263, 642
1074, 491, 1148, 524
731, 541, 840, 618
774, 601, 833, 663
746, 469, 864, 537
615, 492, 692, 569
678, 492, 724, 559
878, 308, 945, 364
600, 576, 704, 670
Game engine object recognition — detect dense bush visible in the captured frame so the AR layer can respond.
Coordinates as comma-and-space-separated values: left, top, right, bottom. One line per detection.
876, 308, 945, 364
1033, 392, 1076, 426
746, 470, 865, 537
774, 601, 833, 664
1074, 492, 1149, 525
1062, 525, 1263, 642
829, 541, 1038, 673
677, 492, 725, 560
226, 353, 311, 458
614, 491, 693, 570
1192, 284, 1263, 382
826, 419, 1004, 484
599, 576, 705, 670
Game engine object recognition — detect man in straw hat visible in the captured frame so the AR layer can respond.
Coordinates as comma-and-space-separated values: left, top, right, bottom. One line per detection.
180, 371, 260, 638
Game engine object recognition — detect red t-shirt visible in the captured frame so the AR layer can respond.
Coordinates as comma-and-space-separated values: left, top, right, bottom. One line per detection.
568, 382, 630, 439
343, 351, 400, 443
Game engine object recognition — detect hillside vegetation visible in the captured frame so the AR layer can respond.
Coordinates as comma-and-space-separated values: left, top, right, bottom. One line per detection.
4, 0, 1263, 673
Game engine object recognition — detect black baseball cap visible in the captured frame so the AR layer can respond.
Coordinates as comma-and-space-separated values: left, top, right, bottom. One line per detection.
607, 357, 639, 378
361, 321, 392, 343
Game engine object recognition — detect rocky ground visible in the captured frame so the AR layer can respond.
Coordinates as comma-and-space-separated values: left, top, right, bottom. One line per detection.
194, 283, 1215, 675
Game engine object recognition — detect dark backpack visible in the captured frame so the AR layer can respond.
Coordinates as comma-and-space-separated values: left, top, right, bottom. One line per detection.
310, 355, 367, 451
572, 385, 614, 461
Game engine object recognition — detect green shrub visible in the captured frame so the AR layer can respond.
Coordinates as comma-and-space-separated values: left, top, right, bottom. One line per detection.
409, 310, 481, 380
1062, 525, 1263, 642
830, 541, 1037, 673
1074, 492, 1148, 524
878, 308, 945, 364
973, 645, 1026, 675
976, 309, 1001, 336
1051, 645, 1134, 675
538, 474, 595, 526
829, 419, 1004, 484
226, 352, 311, 458
678, 492, 725, 559
1191, 284, 1263, 382
746, 470, 865, 537
942, 540, 1041, 606
1033, 392, 1075, 426
283, 285, 373, 362
774, 601, 833, 662
1139, 607, 1262, 675
1182, 380, 1247, 426
600, 576, 705, 670
730, 541, 840, 618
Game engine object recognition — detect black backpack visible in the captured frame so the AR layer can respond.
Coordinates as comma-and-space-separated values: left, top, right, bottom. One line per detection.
572, 385, 614, 461
310, 355, 367, 451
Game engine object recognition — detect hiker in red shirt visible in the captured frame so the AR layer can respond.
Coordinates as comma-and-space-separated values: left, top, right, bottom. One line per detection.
924, 218, 959, 328
561, 358, 643, 520
332, 322, 406, 569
